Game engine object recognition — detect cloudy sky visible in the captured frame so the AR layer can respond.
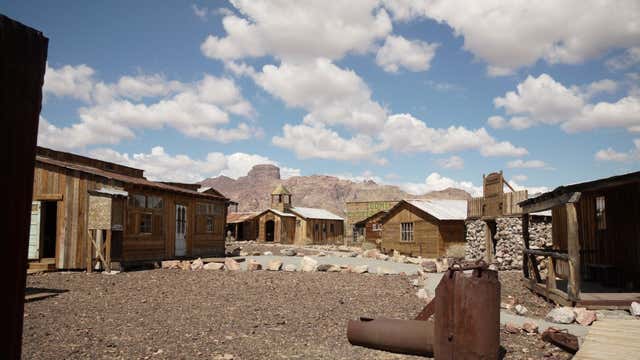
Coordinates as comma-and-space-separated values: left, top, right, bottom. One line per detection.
6, 0, 639, 196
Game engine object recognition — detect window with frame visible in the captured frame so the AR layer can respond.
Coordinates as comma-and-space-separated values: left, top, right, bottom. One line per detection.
147, 196, 163, 209
206, 216, 214, 233
139, 213, 153, 233
401, 222, 414, 242
372, 223, 382, 231
596, 196, 606, 230
130, 194, 146, 208
322, 223, 327, 233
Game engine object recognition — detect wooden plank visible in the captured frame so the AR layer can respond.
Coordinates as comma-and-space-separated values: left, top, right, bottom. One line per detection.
574, 320, 640, 360
105, 230, 111, 272
521, 192, 581, 214
86, 230, 93, 273
566, 203, 581, 301
33, 193, 63, 201
523, 248, 571, 260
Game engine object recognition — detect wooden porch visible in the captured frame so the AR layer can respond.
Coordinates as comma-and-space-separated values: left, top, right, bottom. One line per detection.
519, 171, 640, 310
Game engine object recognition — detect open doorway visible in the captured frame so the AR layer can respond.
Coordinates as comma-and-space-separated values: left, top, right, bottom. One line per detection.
40, 201, 57, 259
265, 220, 275, 242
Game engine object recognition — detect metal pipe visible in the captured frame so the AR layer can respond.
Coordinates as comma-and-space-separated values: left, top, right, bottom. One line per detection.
347, 317, 435, 357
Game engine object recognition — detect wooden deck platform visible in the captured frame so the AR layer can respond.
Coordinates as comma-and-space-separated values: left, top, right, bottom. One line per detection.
574, 319, 640, 359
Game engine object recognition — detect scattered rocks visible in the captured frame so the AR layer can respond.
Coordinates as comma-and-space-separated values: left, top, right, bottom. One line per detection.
631, 302, 640, 316
247, 259, 262, 271
224, 258, 241, 271
262, 251, 273, 256
546, 307, 576, 324
266, 260, 283, 271
317, 252, 326, 257
280, 249, 297, 256
300, 256, 318, 272
283, 264, 297, 272
326, 265, 342, 272
349, 265, 368, 274
522, 322, 539, 334
190, 258, 204, 271
204, 262, 224, 271
504, 323, 520, 334
316, 264, 333, 272
161, 260, 180, 269
515, 304, 528, 316
363, 249, 380, 259
179, 261, 191, 271
574, 307, 597, 326
421, 260, 437, 273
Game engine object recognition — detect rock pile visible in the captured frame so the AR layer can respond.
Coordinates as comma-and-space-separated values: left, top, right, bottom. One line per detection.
465, 216, 552, 270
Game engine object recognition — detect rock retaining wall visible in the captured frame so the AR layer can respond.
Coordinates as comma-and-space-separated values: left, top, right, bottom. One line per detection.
465, 216, 552, 270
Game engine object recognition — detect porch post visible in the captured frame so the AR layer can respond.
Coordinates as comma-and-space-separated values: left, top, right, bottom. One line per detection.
566, 203, 581, 302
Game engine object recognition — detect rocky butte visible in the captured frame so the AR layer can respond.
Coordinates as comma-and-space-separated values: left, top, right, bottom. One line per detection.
200, 164, 470, 217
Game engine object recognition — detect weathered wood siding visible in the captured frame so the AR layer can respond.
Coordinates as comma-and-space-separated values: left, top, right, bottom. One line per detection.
32, 163, 226, 269
363, 213, 385, 242
304, 218, 344, 245
381, 204, 441, 258
257, 211, 295, 244
381, 203, 465, 258
32, 163, 124, 269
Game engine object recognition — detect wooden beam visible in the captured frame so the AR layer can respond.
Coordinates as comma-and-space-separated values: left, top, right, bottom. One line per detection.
484, 221, 495, 263
105, 230, 111, 272
33, 193, 63, 201
86, 230, 93, 273
566, 203, 581, 302
546, 257, 557, 294
523, 248, 570, 261
520, 192, 581, 214
504, 180, 516, 193
522, 214, 530, 278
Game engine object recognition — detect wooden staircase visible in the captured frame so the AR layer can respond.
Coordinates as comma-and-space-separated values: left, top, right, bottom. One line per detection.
28, 258, 56, 273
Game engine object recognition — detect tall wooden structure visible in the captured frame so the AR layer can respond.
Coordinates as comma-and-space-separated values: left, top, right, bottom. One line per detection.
1, 14, 48, 359
467, 171, 529, 263
519, 171, 640, 309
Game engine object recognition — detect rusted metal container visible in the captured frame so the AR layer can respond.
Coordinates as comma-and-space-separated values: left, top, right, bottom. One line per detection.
434, 265, 501, 359
347, 318, 435, 356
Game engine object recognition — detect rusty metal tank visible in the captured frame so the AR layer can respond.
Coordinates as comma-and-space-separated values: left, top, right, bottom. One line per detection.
434, 264, 501, 360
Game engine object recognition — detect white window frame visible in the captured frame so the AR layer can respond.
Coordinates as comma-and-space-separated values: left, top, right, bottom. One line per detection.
400, 222, 414, 242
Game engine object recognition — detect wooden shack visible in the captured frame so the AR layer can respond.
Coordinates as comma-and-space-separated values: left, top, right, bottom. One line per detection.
380, 200, 467, 258
254, 185, 344, 245
519, 171, 640, 309
28, 147, 228, 271
353, 210, 387, 245
226, 212, 259, 241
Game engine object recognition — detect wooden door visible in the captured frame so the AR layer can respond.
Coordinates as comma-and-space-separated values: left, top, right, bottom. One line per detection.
28, 201, 41, 260
175, 204, 187, 256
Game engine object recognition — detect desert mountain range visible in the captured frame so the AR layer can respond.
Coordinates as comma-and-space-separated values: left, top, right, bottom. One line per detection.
200, 164, 471, 217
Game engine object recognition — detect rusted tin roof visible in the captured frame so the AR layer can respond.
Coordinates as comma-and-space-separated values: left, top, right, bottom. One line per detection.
227, 212, 259, 223
36, 155, 228, 201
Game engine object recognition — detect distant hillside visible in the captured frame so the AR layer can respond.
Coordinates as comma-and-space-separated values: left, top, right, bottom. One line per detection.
201, 164, 471, 217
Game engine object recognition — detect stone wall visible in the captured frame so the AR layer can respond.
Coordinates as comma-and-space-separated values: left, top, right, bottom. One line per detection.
465, 216, 552, 270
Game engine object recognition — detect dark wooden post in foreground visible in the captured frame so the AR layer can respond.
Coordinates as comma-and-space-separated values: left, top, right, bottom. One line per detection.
0, 14, 48, 359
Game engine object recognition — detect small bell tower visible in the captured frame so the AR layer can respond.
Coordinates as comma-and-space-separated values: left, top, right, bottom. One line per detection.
271, 184, 292, 212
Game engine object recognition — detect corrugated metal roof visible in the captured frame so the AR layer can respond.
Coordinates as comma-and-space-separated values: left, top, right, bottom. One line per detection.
92, 187, 129, 197
405, 199, 467, 220
290, 207, 344, 220
227, 212, 259, 223
37, 156, 227, 201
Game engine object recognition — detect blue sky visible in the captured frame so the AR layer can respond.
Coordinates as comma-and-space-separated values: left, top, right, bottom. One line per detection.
4, 0, 639, 196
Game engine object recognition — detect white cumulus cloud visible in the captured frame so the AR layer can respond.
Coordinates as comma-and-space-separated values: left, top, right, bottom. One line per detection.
375, 35, 438, 73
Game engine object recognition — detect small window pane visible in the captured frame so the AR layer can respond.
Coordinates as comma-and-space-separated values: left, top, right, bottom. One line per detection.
596, 196, 606, 230
206, 216, 214, 233
140, 213, 152, 233
148, 196, 163, 209
130, 194, 146, 208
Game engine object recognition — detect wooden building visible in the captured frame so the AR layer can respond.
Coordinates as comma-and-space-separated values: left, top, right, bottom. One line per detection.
226, 212, 259, 241
353, 210, 387, 245
380, 200, 467, 258
345, 200, 399, 241
28, 147, 228, 271
519, 171, 640, 309
254, 185, 345, 245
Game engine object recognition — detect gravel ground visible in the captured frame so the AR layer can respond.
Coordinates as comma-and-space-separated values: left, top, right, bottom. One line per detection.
23, 269, 572, 359
499, 271, 556, 319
